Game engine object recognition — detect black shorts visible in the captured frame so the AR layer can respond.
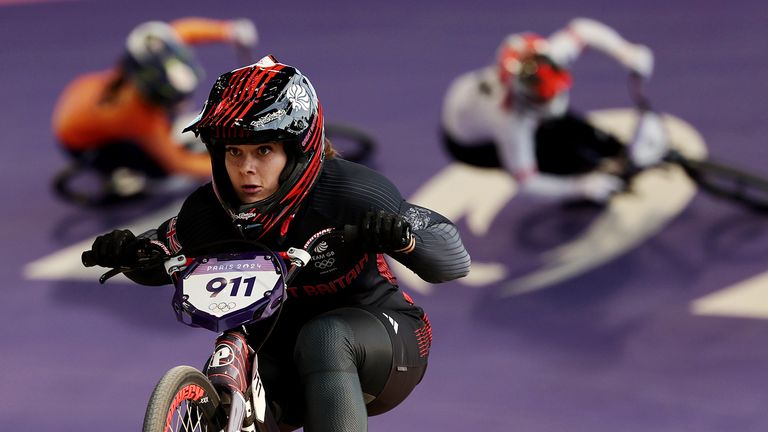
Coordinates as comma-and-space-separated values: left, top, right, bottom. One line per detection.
64, 140, 167, 178
441, 112, 625, 174
252, 305, 430, 425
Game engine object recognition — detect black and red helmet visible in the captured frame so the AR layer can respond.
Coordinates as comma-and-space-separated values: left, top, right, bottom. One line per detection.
183, 55, 325, 239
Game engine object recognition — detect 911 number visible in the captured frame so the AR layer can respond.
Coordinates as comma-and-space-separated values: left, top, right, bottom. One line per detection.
206, 276, 257, 298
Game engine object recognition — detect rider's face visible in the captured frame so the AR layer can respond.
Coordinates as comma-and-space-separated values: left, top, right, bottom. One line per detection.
224, 142, 287, 204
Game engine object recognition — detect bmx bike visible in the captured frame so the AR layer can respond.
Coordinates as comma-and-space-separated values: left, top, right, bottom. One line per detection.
623, 73, 768, 212
83, 227, 354, 431
54, 122, 376, 208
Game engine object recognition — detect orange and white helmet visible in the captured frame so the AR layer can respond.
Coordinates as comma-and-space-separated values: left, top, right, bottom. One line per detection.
496, 33, 572, 104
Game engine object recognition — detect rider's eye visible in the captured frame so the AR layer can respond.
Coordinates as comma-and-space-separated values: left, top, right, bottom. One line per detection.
257, 145, 272, 156
226, 147, 241, 157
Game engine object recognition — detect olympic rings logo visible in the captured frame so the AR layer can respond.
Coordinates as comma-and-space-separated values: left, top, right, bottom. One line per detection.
208, 302, 237, 312
314, 258, 335, 269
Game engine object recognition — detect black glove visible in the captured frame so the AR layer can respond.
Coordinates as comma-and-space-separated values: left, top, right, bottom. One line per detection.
359, 210, 415, 254
89, 229, 142, 268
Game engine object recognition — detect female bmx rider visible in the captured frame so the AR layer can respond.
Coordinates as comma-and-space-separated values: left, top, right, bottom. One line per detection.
86, 55, 471, 431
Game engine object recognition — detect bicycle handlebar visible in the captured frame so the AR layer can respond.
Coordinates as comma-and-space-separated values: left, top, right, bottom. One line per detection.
82, 225, 360, 284
81, 238, 159, 268
81, 250, 97, 268
623, 73, 768, 213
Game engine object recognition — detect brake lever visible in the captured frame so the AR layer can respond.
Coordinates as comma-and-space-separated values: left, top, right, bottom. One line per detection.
98, 268, 125, 284
94, 241, 170, 284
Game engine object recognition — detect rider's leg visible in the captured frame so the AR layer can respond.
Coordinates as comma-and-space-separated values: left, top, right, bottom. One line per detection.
62, 141, 167, 200
535, 112, 625, 174
254, 353, 303, 431
440, 128, 503, 168
293, 307, 428, 432
92, 141, 167, 178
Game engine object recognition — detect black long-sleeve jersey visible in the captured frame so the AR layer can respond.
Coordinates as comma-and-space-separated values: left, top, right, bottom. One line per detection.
131, 157, 470, 330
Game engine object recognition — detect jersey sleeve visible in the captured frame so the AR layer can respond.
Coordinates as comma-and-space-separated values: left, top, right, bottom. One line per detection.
121, 185, 218, 286
134, 117, 212, 179
322, 159, 471, 284
548, 17, 639, 68
392, 202, 472, 283
494, 113, 539, 181
170, 17, 236, 45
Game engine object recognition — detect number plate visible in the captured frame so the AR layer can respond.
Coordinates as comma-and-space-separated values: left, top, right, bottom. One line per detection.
173, 252, 285, 332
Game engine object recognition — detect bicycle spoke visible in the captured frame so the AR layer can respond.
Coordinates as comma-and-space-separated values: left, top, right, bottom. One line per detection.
144, 366, 220, 432
175, 401, 205, 432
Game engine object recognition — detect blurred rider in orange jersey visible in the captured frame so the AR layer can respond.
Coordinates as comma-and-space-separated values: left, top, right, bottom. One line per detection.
52, 17, 258, 205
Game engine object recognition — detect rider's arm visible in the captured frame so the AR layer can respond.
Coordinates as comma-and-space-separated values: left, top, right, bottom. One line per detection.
170, 17, 257, 47
547, 17, 653, 77
517, 171, 584, 199
494, 113, 552, 189
322, 159, 471, 284
494, 114, 621, 201
134, 114, 212, 180
512, 166, 624, 203
389, 202, 471, 284
347, 166, 470, 283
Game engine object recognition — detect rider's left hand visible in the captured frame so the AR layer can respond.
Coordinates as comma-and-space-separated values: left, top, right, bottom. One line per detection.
89, 229, 144, 268
359, 210, 416, 254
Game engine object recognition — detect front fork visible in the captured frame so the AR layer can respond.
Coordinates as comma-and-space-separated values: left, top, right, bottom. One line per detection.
205, 331, 277, 432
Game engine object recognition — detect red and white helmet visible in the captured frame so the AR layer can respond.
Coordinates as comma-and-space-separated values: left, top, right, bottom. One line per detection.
496, 32, 572, 104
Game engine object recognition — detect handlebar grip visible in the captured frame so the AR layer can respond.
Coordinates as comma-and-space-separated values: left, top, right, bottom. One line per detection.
81, 238, 155, 269
82, 250, 97, 267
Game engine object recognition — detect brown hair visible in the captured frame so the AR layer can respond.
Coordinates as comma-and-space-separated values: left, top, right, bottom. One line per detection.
323, 138, 338, 159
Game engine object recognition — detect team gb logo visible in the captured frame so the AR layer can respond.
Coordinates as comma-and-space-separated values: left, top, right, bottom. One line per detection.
287, 84, 310, 111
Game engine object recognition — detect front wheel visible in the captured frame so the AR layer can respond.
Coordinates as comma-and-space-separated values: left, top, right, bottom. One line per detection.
666, 150, 768, 212
143, 365, 223, 432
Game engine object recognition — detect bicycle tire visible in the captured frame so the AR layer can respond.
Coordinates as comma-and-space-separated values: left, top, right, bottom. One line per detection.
52, 163, 107, 207
143, 365, 223, 432
667, 150, 768, 212
52, 163, 145, 207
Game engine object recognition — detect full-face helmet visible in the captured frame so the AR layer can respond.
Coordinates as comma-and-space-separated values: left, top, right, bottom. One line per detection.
183, 55, 325, 240
121, 21, 204, 108
496, 33, 572, 104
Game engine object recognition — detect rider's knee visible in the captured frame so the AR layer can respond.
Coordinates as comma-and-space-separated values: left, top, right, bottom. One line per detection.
294, 314, 356, 374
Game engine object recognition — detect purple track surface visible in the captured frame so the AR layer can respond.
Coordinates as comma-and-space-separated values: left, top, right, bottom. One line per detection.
3, 1, 768, 431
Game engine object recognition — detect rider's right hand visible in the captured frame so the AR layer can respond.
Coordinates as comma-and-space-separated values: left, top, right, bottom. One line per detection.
88, 229, 143, 268
577, 172, 625, 203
